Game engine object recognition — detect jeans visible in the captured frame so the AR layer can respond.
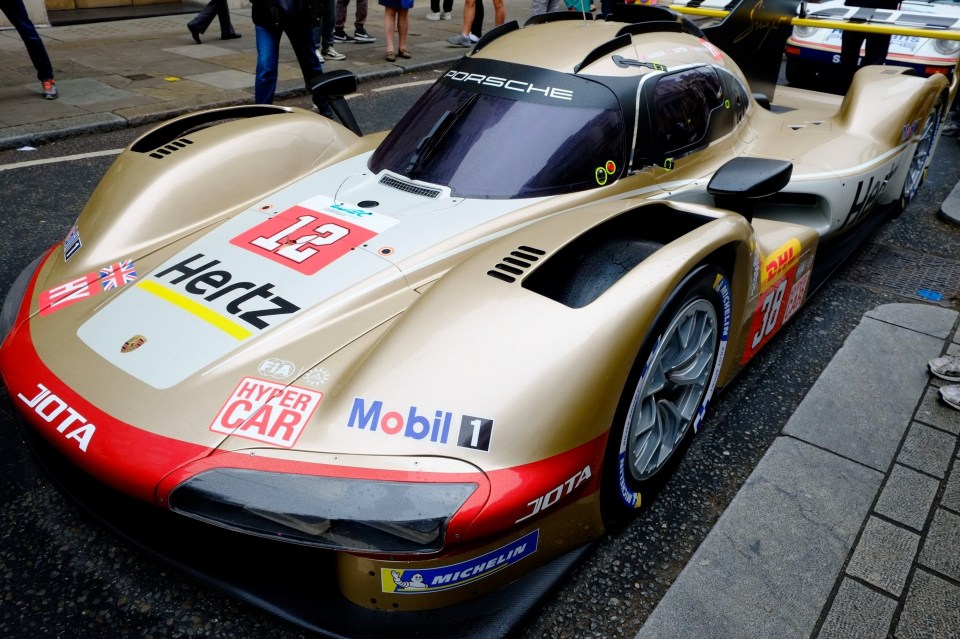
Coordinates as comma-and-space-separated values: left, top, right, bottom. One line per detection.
0, 0, 54, 82
312, 0, 335, 50
255, 23, 323, 104
188, 0, 237, 37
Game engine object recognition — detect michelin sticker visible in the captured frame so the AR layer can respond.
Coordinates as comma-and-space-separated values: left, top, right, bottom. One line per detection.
382, 530, 539, 594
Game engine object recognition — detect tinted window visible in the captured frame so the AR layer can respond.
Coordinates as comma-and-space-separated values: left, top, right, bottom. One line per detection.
652, 67, 724, 155
369, 73, 625, 199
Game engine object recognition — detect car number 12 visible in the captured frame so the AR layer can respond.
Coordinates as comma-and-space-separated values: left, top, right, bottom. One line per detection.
250, 215, 351, 264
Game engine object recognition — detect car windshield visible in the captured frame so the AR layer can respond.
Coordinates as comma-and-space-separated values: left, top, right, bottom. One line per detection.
369, 61, 625, 199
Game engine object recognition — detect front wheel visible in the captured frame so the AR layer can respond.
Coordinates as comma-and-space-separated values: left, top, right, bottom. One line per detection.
601, 265, 731, 522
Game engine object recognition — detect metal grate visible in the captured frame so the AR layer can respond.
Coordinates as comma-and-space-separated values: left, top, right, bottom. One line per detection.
379, 175, 441, 198
840, 243, 960, 307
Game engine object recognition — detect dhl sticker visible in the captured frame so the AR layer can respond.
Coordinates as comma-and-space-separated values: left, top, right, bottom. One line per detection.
760, 238, 801, 291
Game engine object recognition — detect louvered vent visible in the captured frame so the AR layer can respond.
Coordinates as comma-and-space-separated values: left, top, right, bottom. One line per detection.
379, 175, 441, 198
148, 137, 194, 159
487, 246, 546, 283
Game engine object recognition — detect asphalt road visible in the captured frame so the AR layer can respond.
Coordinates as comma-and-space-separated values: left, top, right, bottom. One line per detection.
2, 77, 960, 639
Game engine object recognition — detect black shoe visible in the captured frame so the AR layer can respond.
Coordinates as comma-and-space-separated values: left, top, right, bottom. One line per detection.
188, 23, 202, 44
221, 32, 241, 40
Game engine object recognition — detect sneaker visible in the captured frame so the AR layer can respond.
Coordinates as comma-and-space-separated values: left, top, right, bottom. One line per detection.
929, 354, 960, 381
333, 28, 354, 42
41, 78, 57, 100
316, 48, 324, 62
469, 32, 479, 42
942, 121, 960, 137
446, 32, 473, 47
939, 384, 960, 410
425, 11, 441, 20
441, 11, 452, 19
354, 28, 376, 43
323, 46, 346, 61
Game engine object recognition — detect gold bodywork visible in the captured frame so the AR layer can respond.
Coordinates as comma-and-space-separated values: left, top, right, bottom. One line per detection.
0, 10, 947, 612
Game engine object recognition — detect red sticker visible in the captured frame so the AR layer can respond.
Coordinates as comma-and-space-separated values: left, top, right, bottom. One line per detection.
742, 264, 798, 364
231, 206, 379, 275
210, 377, 323, 448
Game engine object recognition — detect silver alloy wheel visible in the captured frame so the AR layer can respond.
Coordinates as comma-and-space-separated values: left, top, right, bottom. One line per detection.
624, 298, 718, 482
902, 104, 941, 202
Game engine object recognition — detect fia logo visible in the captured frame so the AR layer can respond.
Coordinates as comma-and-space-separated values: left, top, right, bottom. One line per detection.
258, 358, 296, 380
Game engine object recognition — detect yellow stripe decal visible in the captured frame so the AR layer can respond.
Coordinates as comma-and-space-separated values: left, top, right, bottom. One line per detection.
136, 280, 252, 340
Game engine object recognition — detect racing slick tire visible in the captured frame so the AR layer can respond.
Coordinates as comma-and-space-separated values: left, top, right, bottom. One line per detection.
601, 264, 730, 523
894, 94, 946, 216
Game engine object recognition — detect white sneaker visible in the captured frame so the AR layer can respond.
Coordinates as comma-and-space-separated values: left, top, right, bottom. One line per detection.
441, 11, 452, 19
316, 48, 324, 62
929, 354, 960, 382
939, 384, 960, 410
426, 11, 441, 19
322, 46, 346, 61
469, 32, 479, 42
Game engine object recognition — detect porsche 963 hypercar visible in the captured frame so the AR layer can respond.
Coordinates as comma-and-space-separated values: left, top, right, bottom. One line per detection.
0, 0, 948, 633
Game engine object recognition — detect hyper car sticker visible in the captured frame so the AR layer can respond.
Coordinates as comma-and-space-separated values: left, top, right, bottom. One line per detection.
382, 530, 539, 594
742, 253, 813, 364
760, 239, 800, 291
209, 377, 323, 448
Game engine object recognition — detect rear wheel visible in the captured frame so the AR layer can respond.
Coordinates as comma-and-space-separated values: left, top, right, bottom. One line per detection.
897, 94, 946, 214
601, 265, 730, 521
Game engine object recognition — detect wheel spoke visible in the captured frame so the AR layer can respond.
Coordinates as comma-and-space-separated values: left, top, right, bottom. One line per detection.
625, 296, 719, 481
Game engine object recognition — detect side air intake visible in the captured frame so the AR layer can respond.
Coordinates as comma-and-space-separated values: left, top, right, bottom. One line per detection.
379, 175, 442, 198
148, 138, 194, 159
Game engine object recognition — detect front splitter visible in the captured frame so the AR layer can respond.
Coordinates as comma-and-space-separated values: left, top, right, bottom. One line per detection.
15, 416, 591, 638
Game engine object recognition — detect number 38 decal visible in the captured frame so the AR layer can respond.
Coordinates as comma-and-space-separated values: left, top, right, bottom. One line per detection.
741, 254, 813, 364
231, 205, 380, 275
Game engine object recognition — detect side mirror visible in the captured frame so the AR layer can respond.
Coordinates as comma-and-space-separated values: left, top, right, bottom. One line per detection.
308, 70, 362, 136
707, 157, 793, 221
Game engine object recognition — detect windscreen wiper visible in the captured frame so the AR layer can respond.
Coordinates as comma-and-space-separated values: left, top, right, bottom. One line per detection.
405, 93, 480, 177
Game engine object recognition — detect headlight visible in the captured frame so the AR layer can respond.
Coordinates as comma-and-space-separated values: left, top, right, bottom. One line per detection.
934, 39, 960, 56
0, 254, 43, 348
169, 469, 477, 553
793, 25, 817, 38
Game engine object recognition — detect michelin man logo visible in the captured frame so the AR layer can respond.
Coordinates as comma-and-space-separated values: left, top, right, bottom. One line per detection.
391, 570, 427, 590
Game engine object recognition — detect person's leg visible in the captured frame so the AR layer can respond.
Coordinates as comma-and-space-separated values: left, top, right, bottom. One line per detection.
471, 0, 483, 38
398, 8, 409, 52
189, 0, 217, 33
356, 0, 368, 30
286, 20, 325, 87
1, 0, 54, 82
491, 0, 504, 26
443, 0, 452, 13
862, 32, 891, 68
384, 7, 396, 55
838, 30, 863, 92
429, 0, 440, 15
460, 0, 475, 36
322, 0, 336, 48
335, 0, 349, 31
531, 0, 546, 16
214, 0, 239, 38
254, 25, 281, 104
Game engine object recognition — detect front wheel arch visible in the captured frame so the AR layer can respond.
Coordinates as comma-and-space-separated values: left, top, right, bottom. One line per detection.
600, 263, 731, 523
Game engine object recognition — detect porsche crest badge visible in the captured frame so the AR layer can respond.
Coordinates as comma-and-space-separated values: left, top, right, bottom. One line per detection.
120, 335, 147, 353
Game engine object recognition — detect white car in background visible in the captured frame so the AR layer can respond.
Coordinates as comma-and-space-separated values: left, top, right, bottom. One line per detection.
785, 0, 960, 91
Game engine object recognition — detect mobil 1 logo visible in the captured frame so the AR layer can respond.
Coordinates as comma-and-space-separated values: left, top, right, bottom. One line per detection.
458, 416, 493, 451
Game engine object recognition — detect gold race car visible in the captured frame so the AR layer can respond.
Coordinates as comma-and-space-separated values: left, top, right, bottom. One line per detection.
0, 0, 947, 633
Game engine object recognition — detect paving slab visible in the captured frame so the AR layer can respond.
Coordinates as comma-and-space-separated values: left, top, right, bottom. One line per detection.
864, 303, 958, 339
898, 422, 958, 479
635, 437, 881, 639
916, 386, 960, 435
845, 516, 919, 596
816, 578, 897, 639
785, 311, 949, 471
918, 508, 960, 582
896, 569, 960, 639
874, 464, 940, 531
